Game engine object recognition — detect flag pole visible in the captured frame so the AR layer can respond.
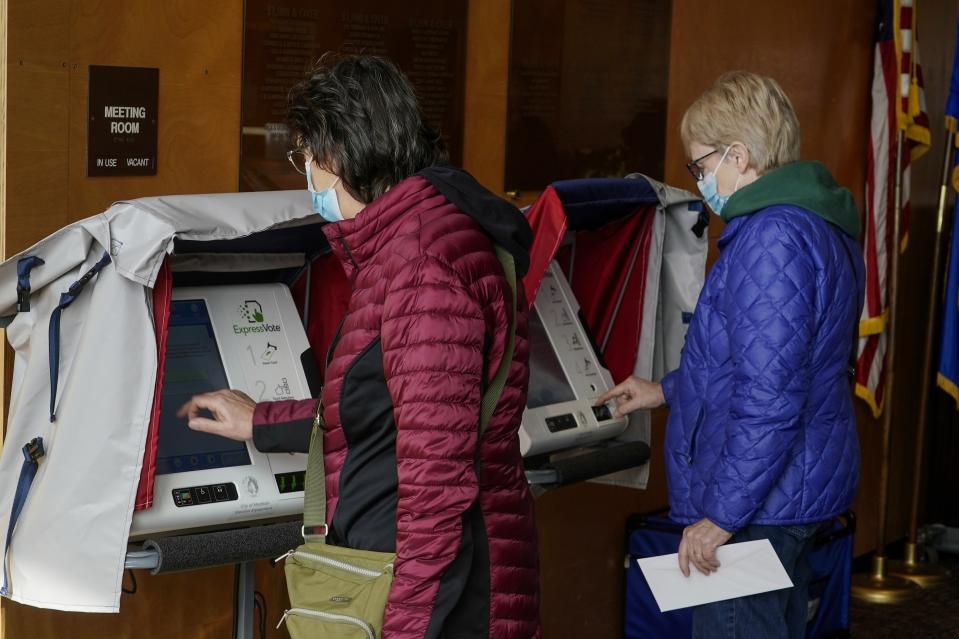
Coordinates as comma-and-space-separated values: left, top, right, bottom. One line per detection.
851, 129, 920, 604
888, 129, 956, 587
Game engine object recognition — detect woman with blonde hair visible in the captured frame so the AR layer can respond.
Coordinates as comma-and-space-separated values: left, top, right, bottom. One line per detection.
601, 71, 864, 638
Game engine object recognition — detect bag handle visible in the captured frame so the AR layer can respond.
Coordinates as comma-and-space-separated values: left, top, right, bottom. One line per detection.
301, 245, 519, 545
302, 405, 328, 543
480, 245, 518, 438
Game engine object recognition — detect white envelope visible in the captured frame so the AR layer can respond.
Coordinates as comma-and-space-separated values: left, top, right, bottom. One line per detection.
637, 539, 793, 612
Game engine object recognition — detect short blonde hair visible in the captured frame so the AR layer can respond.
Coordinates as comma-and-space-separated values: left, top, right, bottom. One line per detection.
680, 71, 800, 174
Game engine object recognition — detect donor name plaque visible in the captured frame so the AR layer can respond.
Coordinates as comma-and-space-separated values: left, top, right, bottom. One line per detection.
87, 65, 159, 177
241, 0, 467, 192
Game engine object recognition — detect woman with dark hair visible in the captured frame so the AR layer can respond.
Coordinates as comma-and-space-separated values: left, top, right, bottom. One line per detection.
178, 55, 542, 639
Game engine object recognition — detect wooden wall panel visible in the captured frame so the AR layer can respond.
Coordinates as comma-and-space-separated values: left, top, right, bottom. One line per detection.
661, 2, 875, 195
5, 62, 72, 254
64, 1, 243, 225
1, 2, 245, 638
4, 0, 71, 258
0, 0, 8, 467
5, 567, 235, 639
463, 0, 511, 195
535, 412, 670, 639
4, 560, 292, 639
662, 0, 876, 273
0, 4, 5, 633
4, 1, 243, 258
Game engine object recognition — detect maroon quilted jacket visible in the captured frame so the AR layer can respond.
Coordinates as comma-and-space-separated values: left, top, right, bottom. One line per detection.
252, 166, 542, 639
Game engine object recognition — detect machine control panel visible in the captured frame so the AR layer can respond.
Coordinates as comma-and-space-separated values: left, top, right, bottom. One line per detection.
591, 404, 613, 421
172, 482, 239, 507
545, 414, 578, 433
520, 262, 630, 456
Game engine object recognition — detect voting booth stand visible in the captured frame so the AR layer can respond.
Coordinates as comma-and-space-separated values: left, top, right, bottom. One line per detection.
520, 175, 707, 490
0, 175, 707, 632
0, 190, 338, 625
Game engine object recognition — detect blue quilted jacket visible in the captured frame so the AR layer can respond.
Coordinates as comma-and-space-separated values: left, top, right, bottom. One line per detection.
661, 193, 865, 531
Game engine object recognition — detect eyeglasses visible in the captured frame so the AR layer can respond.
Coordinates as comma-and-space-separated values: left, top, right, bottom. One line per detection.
686, 149, 720, 181
287, 149, 311, 175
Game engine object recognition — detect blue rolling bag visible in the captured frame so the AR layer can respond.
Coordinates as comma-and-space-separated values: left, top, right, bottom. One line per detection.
624, 511, 854, 639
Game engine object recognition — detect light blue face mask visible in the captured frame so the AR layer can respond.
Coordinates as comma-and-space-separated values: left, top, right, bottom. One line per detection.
306, 165, 344, 223
696, 146, 740, 216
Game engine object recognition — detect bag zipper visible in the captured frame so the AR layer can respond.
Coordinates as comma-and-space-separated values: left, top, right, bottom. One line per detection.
275, 549, 394, 579
277, 607, 375, 639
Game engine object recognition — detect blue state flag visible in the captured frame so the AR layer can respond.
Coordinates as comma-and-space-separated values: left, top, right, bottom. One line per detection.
949, 18, 959, 129
938, 19, 959, 408
939, 168, 959, 407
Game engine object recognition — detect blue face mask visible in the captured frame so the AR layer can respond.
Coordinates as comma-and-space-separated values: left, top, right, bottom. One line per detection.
696, 147, 740, 216
307, 166, 344, 223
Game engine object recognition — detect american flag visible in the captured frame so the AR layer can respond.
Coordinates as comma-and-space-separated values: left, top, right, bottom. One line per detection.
856, 0, 931, 417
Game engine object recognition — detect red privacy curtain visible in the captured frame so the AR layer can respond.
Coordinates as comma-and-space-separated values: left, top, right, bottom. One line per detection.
135, 258, 172, 511
289, 252, 352, 377
523, 186, 658, 383
553, 211, 656, 382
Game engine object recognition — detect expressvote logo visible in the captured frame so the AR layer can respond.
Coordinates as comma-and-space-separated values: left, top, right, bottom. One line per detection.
239, 300, 264, 323
233, 300, 281, 335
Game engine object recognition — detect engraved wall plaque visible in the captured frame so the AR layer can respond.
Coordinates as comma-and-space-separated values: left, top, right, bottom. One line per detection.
242, 1, 467, 192
506, 0, 671, 191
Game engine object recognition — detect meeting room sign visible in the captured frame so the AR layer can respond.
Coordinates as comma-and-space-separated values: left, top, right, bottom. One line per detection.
87, 65, 159, 177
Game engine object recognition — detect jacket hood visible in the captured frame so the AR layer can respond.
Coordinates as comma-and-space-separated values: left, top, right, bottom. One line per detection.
418, 165, 533, 276
721, 161, 861, 237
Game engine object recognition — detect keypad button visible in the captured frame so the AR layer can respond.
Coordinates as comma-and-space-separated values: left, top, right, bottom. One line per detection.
173, 488, 195, 507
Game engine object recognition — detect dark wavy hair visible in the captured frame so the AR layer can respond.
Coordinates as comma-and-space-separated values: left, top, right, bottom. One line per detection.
287, 54, 448, 204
